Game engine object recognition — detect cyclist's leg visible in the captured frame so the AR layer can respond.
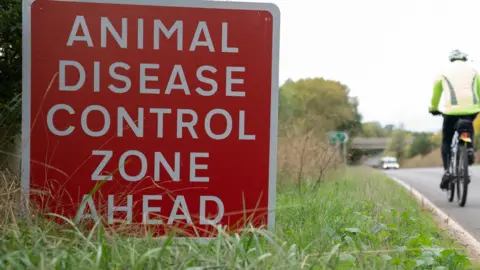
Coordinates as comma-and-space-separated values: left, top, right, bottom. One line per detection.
441, 115, 456, 170
441, 114, 457, 189
466, 113, 478, 165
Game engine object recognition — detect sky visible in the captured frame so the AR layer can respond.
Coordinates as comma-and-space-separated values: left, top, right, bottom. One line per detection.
230, 0, 480, 132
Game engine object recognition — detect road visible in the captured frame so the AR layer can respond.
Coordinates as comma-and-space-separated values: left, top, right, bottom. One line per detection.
385, 167, 480, 241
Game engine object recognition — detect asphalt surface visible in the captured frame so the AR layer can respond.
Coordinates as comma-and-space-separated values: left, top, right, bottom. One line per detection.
384, 167, 480, 241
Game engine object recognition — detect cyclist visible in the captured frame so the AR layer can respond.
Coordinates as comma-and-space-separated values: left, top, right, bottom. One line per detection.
429, 49, 480, 190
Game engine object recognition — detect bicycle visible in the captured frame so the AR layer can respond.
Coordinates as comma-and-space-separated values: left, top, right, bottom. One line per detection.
431, 110, 473, 207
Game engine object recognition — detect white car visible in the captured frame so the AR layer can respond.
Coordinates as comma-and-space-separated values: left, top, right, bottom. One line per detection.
382, 160, 399, 170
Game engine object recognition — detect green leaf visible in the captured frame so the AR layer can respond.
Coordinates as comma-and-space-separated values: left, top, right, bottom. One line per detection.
344, 228, 361, 233
416, 259, 425, 266
423, 256, 435, 266
380, 254, 392, 261
339, 253, 355, 262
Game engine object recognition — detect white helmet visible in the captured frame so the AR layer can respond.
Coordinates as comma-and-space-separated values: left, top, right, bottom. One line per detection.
449, 49, 468, 62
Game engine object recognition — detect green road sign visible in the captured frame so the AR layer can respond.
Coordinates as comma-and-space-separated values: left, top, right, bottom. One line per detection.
328, 131, 349, 145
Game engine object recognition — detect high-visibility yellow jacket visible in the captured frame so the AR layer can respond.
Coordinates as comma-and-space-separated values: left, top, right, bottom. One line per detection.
429, 60, 480, 115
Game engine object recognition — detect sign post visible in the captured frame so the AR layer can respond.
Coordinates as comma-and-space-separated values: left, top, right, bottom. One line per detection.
328, 131, 349, 145
22, 0, 280, 237
328, 131, 349, 163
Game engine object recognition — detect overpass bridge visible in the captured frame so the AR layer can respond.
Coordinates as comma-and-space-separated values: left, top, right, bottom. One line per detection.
350, 137, 414, 150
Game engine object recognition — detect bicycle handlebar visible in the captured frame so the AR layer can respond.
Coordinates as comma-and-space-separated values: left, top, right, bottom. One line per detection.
429, 110, 443, 116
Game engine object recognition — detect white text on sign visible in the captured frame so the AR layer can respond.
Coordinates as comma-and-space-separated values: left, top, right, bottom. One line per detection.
51, 15, 256, 226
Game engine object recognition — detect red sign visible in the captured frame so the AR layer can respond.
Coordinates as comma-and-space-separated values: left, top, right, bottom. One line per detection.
22, 0, 280, 237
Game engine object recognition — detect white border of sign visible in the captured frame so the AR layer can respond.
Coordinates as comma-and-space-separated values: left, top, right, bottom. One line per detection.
21, 0, 280, 237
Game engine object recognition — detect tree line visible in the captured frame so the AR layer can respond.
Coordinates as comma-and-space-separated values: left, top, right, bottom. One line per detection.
359, 121, 439, 162
361, 117, 480, 164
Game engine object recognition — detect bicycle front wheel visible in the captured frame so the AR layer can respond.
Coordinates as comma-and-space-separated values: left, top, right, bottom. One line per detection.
448, 179, 455, 202
447, 154, 455, 202
456, 144, 469, 207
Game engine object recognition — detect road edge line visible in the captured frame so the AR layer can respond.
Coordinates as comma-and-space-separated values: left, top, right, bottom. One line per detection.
389, 176, 480, 261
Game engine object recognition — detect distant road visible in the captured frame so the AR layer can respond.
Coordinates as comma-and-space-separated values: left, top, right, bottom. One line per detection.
385, 167, 480, 241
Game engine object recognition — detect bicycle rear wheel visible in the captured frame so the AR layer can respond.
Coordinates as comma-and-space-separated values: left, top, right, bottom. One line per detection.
456, 144, 469, 207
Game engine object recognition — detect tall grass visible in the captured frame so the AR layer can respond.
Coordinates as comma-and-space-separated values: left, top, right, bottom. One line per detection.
277, 120, 342, 189
0, 167, 472, 269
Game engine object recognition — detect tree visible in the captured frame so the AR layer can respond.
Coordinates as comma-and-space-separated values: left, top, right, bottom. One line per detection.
277, 78, 363, 185
337, 95, 363, 138
409, 132, 434, 157
361, 121, 386, 137
387, 123, 408, 162
384, 124, 395, 136
0, 0, 22, 135
278, 78, 362, 135
430, 132, 442, 148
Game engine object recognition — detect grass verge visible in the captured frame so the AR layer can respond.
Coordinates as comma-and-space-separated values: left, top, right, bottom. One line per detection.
0, 167, 473, 269
402, 149, 442, 168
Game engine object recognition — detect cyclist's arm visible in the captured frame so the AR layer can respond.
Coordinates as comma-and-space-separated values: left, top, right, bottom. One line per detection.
430, 78, 443, 111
